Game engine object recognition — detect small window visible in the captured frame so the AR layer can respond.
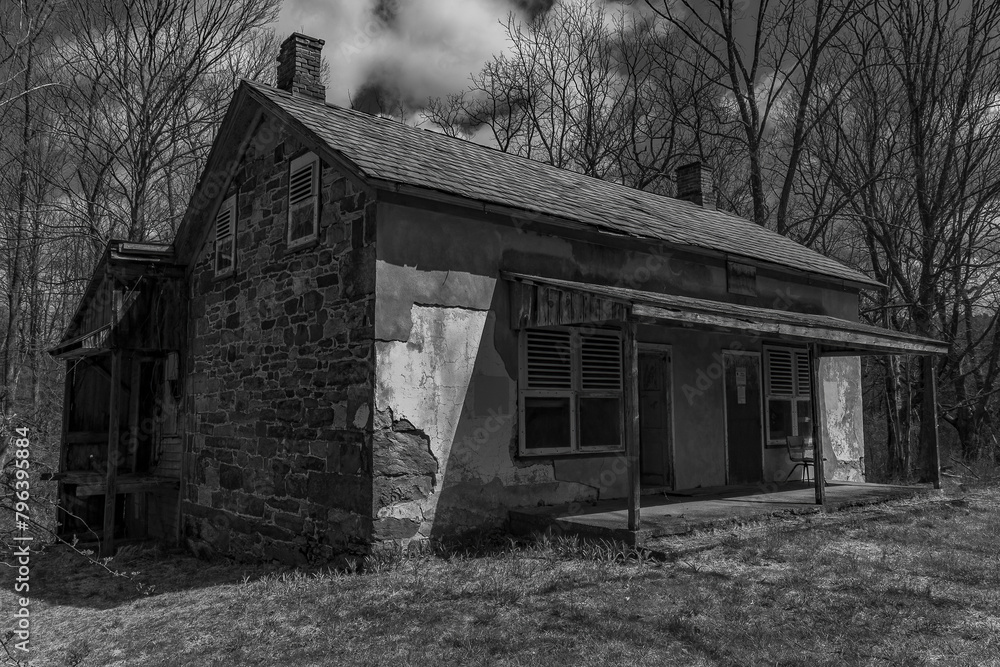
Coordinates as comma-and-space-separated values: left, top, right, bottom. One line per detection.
287, 152, 320, 249
764, 346, 812, 446
214, 194, 236, 277
518, 327, 624, 455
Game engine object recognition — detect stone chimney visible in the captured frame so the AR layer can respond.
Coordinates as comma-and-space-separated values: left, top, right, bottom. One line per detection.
276, 33, 325, 102
675, 161, 716, 209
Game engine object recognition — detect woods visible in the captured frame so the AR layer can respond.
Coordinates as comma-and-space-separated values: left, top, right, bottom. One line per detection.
1, 0, 999, 482
0, 0, 279, 444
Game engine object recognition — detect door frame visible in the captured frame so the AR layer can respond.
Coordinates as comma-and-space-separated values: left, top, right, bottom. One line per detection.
722, 350, 765, 486
637, 343, 675, 490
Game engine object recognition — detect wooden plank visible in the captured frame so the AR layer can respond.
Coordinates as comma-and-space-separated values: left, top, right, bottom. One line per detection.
546, 286, 560, 326
66, 431, 111, 445
632, 304, 948, 355
624, 321, 641, 531
923, 355, 942, 490
78, 479, 178, 498
810, 344, 827, 506
510, 281, 523, 329
60, 362, 73, 469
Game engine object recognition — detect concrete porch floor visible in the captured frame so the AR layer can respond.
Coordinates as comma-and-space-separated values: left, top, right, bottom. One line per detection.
509, 482, 937, 546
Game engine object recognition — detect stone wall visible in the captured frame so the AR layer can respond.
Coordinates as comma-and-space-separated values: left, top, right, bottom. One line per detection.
183, 119, 376, 564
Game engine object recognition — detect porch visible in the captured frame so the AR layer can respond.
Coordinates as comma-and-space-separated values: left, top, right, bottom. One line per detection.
48, 241, 185, 556
509, 481, 936, 546
505, 272, 950, 533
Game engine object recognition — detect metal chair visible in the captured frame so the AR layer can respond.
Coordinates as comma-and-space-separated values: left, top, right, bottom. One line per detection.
784, 435, 815, 483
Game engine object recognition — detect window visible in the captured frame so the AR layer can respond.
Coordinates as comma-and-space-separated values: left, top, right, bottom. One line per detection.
764, 346, 813, 446
519, 327, 624, 455
214, 195, 236, 277
287, 152, 319, 249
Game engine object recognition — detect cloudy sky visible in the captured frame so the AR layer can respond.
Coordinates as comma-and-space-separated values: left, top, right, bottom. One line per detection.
276, 0, 555, 108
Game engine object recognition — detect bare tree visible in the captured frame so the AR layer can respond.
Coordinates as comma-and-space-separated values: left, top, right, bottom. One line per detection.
56, 0, 280, 243
805, 0, 1000, 473
425, 2, 707, 193
646, 0, 871, 232
0, 0, 57, 419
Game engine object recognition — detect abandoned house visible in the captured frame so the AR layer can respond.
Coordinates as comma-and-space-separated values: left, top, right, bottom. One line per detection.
48, 34, 948, 562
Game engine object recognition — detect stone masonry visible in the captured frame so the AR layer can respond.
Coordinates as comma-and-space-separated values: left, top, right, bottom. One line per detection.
183, 118, 376, 564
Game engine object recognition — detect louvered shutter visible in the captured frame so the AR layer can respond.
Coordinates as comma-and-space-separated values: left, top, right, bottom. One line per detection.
524, 329, 572, 389
287, 152, 319, 247
766, 348, 795, 395
580, 331, 622, 391
215, 195, 236, 276
794, 351, 811, 395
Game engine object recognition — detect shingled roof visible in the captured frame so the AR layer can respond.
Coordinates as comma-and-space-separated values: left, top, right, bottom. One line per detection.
244, 81, 878, 288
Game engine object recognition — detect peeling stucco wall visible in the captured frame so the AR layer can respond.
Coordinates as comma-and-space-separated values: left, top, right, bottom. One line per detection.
373, 303, 486, 540
819, 357, 865, 481
372, 260, 627, 545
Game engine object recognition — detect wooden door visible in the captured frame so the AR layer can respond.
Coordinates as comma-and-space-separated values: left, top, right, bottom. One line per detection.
724, 353, 763, 484
639, 348, 672, 487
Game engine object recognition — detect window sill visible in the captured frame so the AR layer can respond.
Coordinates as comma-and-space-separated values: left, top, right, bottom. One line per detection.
519, 448, 625, 459
212, 270, 237, 284
282, 236, 320, 257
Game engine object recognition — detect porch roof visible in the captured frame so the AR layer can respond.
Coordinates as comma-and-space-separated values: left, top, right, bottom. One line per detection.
505, 273, 948, 356
50, 241, 184, 359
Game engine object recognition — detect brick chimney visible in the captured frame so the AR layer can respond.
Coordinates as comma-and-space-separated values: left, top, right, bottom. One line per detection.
675, 161, 716, 209
276, 33, 325, 102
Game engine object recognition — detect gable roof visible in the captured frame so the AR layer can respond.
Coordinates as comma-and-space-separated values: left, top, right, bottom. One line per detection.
213, 81, 879, 288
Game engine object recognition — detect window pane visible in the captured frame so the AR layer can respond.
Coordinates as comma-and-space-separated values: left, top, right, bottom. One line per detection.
216, 237, 233, 273
524, 396, 571, 450
289, 200, 316, 243
768, 398, 793, 442
796, 399, 813, 441
579, 396, 621, 449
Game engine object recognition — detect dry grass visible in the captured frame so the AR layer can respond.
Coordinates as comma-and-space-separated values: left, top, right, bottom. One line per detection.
4, 486, 1000, 667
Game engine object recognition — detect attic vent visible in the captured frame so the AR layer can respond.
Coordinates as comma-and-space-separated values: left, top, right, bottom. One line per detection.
287, 152, 319, 249
525, 329, 572, 389
289, 162, 314, 204
215, 195, 236, 277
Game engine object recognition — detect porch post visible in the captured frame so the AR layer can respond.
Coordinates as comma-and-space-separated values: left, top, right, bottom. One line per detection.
624, 320, 641, 531
810, 344, 827, 506
102, 347, 121, 557
922, 355, 942, 490
102, 284, 123, 558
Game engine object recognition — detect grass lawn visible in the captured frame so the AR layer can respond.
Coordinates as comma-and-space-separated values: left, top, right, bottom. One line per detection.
4, 485, 1000, 666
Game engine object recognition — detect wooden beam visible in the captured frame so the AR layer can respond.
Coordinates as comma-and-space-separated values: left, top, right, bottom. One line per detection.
102, 277, 124, 559
810, 344, 827, 506
102, 347, 122, 558
65, 431, 110, 444
923, 355, 942, 490
77, 477, 179, 498
87, 353, 132, 394
128, 354, 142, 474
632, 304, 948, 356
624, 321, 641, 531
60, 361, 73, 469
